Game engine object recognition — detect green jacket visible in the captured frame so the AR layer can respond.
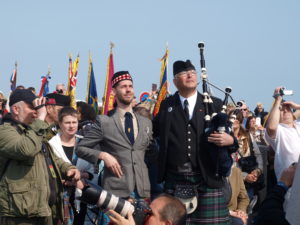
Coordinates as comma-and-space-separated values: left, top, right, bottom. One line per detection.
0, 118, 75, 219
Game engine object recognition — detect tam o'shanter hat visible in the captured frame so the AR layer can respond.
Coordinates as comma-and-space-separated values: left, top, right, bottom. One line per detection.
173, 60, 195, 76
111, 71, 133, 88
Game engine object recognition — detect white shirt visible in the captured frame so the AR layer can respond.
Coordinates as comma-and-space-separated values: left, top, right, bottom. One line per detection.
179, 91, 198, 120
265, 119, 300, 180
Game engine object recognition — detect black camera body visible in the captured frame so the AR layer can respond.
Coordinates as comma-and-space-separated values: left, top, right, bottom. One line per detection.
78, 181, 151, 225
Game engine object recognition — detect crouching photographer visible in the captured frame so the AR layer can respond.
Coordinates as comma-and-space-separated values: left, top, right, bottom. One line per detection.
76, 180, 186, 225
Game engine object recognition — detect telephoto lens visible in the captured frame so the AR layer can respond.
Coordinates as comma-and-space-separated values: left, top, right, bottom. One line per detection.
78, 181, 152, 225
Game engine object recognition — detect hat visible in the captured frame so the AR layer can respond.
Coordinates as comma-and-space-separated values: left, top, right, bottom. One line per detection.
9, 89, 37, 107
173, 60, 196, 76
45, 93, 71, 106
111, 71, 133, 88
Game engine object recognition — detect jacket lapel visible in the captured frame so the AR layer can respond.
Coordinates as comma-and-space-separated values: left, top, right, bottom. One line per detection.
195, 92, 205, 145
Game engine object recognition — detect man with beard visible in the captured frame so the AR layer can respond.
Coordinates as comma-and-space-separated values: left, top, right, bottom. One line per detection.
76, 71, 152, 200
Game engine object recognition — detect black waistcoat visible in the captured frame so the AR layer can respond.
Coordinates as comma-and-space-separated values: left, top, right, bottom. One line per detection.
166, 98, 199, 170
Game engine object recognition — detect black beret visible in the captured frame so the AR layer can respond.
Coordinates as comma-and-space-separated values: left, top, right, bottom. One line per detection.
45, 93, 71, 107
9, 89, 37, 107
111, 71, 133, 88
173, 60, 196, 76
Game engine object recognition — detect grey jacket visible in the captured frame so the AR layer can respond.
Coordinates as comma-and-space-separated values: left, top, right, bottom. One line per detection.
76, 112, 152, 198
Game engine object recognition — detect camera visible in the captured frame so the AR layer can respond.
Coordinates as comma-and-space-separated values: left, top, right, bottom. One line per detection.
78, 181, 151, 225
280, 87, 293, 96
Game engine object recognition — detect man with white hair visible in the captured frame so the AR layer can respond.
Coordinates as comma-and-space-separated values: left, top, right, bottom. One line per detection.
0, 89, 80, 225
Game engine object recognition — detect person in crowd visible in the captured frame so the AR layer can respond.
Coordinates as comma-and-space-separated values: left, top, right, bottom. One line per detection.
0, 92, 8, 123
239, 101, 249, 127
76, 71, 152, 201
28, 86, 37, 95
76, 101, 97, 136
16, 85, 25, 89
255, 163, 297, 225
44, 93, 71, 140
228, 167, 249, 225
264, 87, 300, 180
245, 116, 266, 145
49, 106, 97, 225
230, 110, 263, 212
108, 194, 187, 225
153, 60, 238, 224
254, 102, 268, 126
56, 83, 67, 95
0, 89, 80, 225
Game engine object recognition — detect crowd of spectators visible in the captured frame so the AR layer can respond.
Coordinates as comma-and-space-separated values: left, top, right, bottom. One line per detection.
1, 62, 300, 225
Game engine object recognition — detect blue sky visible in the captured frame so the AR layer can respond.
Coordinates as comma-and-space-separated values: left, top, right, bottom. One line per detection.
1, 0, 300, 111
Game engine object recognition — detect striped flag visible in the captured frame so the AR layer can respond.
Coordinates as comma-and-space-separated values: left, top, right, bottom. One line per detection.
10, 62, 17, 92
101, 43, 115, 115
86, 54, 99, 114
67, 54, 79, 109
153, 47, 169, 117
39, 71, 51, 97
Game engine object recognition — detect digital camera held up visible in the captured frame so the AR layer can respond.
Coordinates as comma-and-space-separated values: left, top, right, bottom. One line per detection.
280, 87, 293, 96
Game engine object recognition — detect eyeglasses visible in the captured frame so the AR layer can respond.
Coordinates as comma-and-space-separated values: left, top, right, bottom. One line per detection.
56, 89, 64, 94
241, 108, 248, 111
176, 70, 197, 77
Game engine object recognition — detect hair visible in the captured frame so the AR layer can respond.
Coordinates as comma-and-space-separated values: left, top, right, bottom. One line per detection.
229, 109, 250, 154
157, 194, 186, 225
246, 115, 256, 130
27, 87, 36, 93
76, 101, 97, 122
58, 106, 78, 123
16, 85, 25, 89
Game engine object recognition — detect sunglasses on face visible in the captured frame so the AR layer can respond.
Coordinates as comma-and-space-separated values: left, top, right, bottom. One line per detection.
56, 89, 64, 94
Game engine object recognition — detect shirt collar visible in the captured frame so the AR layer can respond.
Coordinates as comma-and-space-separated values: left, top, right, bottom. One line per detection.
179, 91, 198, 109
117, 107, 134, 118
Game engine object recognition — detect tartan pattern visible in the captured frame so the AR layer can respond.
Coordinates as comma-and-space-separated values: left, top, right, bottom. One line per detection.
165, 171, 230, 225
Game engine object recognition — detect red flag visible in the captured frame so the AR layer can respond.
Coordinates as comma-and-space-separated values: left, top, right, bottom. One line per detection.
102, 44, 115, 115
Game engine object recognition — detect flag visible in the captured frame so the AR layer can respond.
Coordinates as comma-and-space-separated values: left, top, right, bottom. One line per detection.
10, 62, 17, 92
39, 72, 51, 97
101, 43, 115, 115
153, 47, 169, 117
86, 54, 99, 114
67, 54, 79, 109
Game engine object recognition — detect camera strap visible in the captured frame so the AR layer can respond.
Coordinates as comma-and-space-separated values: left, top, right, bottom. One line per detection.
42, 142, 58, 206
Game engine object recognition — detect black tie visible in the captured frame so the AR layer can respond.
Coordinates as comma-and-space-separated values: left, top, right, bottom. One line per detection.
125, 112, 135, 145
184, 99, 189, 120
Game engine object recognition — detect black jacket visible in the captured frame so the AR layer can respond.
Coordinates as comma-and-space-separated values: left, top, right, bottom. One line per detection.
153, 91, 233, 188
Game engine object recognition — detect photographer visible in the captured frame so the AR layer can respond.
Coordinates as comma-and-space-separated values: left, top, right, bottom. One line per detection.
0, 89, 80, 225
265, 87, 300, 180
107, 194, 186, 225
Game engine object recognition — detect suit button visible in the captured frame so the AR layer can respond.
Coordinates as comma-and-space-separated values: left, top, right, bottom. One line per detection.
188, 153, 191, 157
188, 138, 191, 142
133, 162, 136, 165
188, 131, 191, 134
188, 146, 191, 149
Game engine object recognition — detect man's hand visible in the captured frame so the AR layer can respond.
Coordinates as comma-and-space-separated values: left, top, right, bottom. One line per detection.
108, 210, 135, 225
100, 152, 123, 178
208, 132, 234, 146
280, 163, 298, 187
33, 97, 47, 121
245, 172, 258, 183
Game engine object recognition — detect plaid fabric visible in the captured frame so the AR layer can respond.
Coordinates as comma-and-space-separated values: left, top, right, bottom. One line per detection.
165, 171, 230, 225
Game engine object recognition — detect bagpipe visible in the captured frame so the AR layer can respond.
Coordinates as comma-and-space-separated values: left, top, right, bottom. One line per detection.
198, 42, 238, 177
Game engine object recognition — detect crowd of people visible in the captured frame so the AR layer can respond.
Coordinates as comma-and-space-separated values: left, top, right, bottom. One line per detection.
0, 59, 300, 225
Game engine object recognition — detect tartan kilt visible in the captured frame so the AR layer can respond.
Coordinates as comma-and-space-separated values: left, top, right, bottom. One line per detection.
165, 171, 230, 225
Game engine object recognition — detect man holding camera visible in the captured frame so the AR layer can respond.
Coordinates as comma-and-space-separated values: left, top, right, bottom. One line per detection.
0, 89, 80, 225
265, 87, 300, 180
108, 194, 186, 225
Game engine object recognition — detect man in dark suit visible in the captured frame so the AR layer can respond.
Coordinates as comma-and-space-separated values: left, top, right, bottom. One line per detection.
153, 60, 238, 225
76, 71, 152, 199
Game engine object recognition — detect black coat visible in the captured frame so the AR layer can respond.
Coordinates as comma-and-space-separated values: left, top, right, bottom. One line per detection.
153, 91, 228, 188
